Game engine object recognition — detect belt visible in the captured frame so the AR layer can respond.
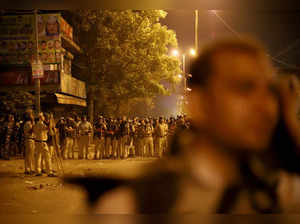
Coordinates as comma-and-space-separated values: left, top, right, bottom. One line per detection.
26, 138, 35, 140
35, 140, 47, 143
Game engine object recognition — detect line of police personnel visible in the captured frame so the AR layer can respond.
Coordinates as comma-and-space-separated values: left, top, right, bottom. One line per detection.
0, 109, 189, 176
59, 115, 189, 160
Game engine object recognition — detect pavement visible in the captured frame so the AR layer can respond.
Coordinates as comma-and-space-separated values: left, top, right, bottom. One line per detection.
0, 157, 156, 215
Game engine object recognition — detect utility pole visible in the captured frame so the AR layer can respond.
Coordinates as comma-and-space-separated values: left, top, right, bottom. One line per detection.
34, 9, 41, 114
182, 54, 186, 115
195, 9, 199, 53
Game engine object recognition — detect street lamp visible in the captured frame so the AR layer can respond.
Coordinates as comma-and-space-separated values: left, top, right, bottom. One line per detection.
172, 48, 196, 114
190, 48, 196, 56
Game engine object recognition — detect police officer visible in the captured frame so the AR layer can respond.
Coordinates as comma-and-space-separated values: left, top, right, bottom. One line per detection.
105, 118, 114, 159
78, 115, 92, 160
132, 118, 141, 157
23, 111, 35, 175
94, 116, 107, 160
143, 119, 154, 157
33, 113, 56, 177
111, 119, 121, 159
155, 117, 166, 158
55, 117, 66, 157
64, 117, 77, 159
120, 117, 130, 159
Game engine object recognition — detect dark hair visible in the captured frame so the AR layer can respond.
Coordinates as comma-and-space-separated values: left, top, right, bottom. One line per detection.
190, 37, 267, 88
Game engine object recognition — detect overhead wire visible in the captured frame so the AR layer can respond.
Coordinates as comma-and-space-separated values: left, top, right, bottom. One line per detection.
211, 10, 300, 70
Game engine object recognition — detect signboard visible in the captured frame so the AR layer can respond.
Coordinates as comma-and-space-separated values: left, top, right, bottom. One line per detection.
55, 93, 87, 107
0, 13, 64, 65
60, 72, 86, 99
31, 70, 59, 84
37, 14, 62, 64
0, 14, 35, 65
31, 59, 44, 79
0, 69, 30, 85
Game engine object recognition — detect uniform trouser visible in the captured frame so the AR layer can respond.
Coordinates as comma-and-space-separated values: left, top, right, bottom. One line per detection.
24, 139, 35, 172
112, 138, 119, 158
105, 137, 112, 158
64, 137, 74, 159
156, 137, 165, 157
94, 137, 105, 159
78, 135, 90, 159
120, 135, 129, 158
128, 136, 135, 156
135, 138, 144, 157
35, 142, 52, 175
72, 137, 78, 159
143, 137, 154, 157
154, 137, 159, 156
164, 136, 170, 155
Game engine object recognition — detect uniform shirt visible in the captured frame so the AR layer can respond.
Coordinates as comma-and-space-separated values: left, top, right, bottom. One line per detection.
144, 124, 153, 137
65, 120, 77, 138
94, 121, 107, 138
155, 123, 165, 137
78, 121, 92, 136
23, 120, 35, 139
33, 120, 48, 141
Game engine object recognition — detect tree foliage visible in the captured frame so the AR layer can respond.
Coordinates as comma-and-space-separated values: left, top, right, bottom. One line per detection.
69, 10, 181, 116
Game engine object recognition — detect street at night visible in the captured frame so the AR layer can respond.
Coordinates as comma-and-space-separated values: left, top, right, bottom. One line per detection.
0, 6, 300, 222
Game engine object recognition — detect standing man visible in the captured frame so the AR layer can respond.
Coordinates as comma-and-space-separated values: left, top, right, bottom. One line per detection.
154, 117, 166, 158
23, 111, 35, 175
64, 117, 77, 159
56, 117, 66, 157
33, 113, 56, 177
78, 116, 92, 160
143, 119, 154, 157
105, 118, 114, 159
120, 117, 130, 159
111, 119, 121, 159
94, 116, 107, 160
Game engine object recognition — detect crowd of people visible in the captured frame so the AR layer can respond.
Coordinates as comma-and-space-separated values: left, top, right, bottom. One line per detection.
0, 109, 189, 176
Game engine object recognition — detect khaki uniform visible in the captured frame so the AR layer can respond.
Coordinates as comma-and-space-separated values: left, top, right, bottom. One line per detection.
94, 122, 106, 160
64, 122, 77, 159
134, 124, 143, 157
143, 124, 154, 157
33, 120, 53, 175
162, 123, 169, 155
155, 123, 166, 157
24, 120, 35, 173
78, 121, 92, 159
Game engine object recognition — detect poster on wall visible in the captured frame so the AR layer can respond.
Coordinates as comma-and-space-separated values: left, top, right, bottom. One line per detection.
0, 14, 35, 65
0, 13, 64, 65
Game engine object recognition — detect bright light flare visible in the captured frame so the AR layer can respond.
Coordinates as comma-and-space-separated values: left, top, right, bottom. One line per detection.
186, 88, 192, 92
172, 49, 179, 57
178, 74, 183, 78
189, 48, 196, 56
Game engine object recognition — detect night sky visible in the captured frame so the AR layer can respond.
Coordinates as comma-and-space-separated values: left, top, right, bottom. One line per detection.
163, 9, 300, 71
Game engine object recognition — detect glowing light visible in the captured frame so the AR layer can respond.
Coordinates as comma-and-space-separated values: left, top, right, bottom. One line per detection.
186, 88, 192, 92
172, 49, 179, 57
190, 48, 196, 56
178, 74, 183, 78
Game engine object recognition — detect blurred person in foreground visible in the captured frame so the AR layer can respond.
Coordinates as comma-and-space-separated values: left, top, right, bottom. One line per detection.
66, 37, 300, 214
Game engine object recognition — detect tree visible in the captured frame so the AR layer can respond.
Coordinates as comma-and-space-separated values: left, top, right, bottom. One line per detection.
68, 10, 181, 118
